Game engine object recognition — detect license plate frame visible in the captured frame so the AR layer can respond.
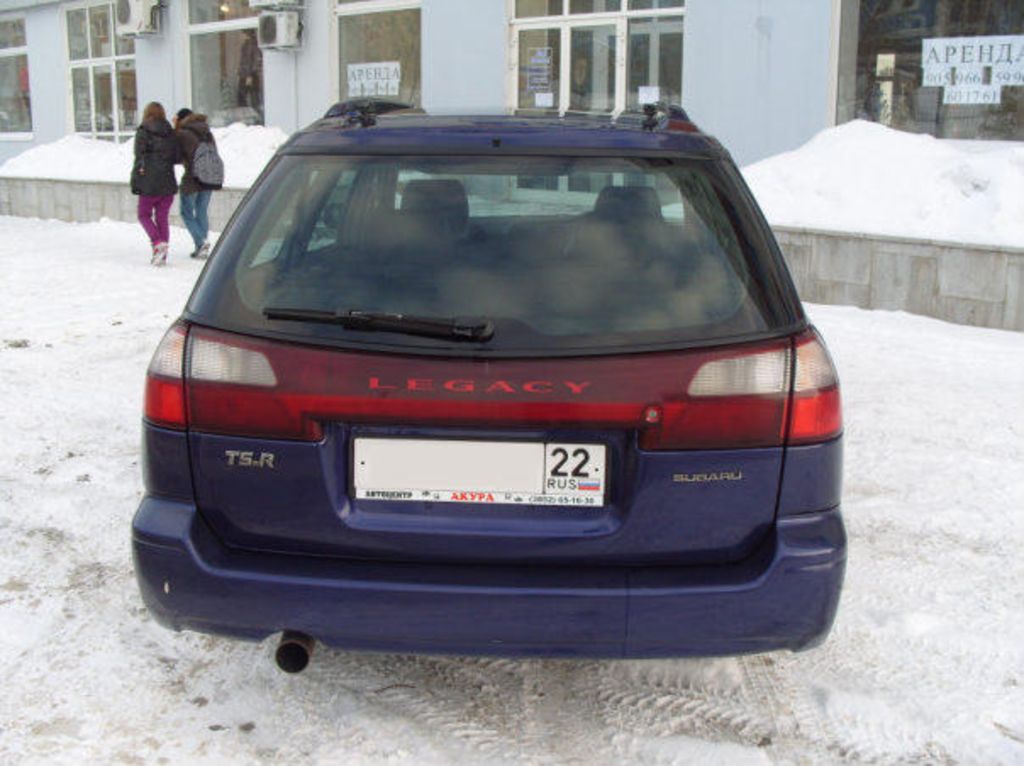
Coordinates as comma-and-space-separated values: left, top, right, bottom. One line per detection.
352, 438, 608, 507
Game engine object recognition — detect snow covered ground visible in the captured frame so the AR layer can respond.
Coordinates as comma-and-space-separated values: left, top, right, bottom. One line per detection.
743, 120, 1024, 249
1, 215, 1023, 765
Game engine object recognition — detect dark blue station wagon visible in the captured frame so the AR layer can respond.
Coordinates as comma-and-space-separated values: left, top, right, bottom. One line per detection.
133, 104, 845, 672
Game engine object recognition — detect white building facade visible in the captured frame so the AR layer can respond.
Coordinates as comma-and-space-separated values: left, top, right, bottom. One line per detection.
0, 0, 1020, 166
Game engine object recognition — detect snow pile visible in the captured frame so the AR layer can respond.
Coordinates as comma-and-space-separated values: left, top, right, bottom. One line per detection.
0, 123, 289, 188
0, 134, 128, 184
209, 122, 289, 188
1, 216, 1023, 764
743, 120, 1024, 248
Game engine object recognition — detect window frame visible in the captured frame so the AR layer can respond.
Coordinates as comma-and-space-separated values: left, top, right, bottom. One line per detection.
183, 1, 263, 127
0, 14, 31, 139
506, 0, 686, 117
61, 0, 136, 142
331, 0, 423, 104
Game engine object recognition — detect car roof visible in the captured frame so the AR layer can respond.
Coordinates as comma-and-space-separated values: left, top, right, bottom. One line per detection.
282, 111, 728, 159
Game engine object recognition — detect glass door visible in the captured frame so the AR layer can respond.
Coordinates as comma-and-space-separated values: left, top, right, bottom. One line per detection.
568, 24, 618, 113
626, 15, 683, 109
517, 27, 562, 113
516, 21, 624, 115
511, 1, 683, 116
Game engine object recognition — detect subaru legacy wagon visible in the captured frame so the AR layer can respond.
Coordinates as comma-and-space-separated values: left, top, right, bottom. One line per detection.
133, 103, 845, 671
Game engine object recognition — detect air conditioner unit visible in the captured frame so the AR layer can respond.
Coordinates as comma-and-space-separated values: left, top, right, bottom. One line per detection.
258, 10, 301, 50
249, 0, 302, 9
115, 0, 161, 37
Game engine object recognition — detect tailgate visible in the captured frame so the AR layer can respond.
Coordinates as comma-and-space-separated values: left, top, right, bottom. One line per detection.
185, 327, 791, 566
190, 426, 782, 565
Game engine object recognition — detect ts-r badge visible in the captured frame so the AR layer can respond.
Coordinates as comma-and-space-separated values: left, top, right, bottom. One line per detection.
673, 471, 743, 483
225, 450, 276, 469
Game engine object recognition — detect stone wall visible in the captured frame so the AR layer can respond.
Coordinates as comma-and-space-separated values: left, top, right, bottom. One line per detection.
2, 176, 1022, 332
0, 177, 248, 233
774, 226, 1024, 332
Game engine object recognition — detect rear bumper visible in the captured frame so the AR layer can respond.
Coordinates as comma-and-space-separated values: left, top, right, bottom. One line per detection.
132, 498, 846, 658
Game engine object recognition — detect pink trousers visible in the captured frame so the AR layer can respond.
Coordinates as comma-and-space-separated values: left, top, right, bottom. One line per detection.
138, 195, 174, 245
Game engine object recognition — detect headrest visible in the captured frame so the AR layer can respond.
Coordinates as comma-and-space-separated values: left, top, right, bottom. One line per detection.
593, 186, 663, 223
400, 179, 469, 236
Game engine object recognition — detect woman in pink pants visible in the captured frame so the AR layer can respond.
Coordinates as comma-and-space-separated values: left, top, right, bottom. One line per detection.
130, 102, 179, 266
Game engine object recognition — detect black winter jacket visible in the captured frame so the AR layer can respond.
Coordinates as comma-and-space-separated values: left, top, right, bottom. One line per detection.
176, 113, 219, 195
131, 118, 179, 197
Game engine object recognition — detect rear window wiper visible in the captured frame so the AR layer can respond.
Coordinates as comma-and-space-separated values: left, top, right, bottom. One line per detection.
263, 307, 495, 342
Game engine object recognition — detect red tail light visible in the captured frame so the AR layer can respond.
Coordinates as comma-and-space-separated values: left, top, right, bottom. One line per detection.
144, 324, 187, 429
788, 330, 842, 444
640, 339, 792, 449
643, 328, 842, 448
179, 326, 840, 449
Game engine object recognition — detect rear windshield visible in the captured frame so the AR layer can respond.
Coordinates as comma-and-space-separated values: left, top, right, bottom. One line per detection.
189, 154, 786, 354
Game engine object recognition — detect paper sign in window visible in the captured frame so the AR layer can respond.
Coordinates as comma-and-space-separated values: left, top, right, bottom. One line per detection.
348, 61, 401, 98
527, 47, 553, 92
921, 35, 1024, 107
638, 85, 661, 104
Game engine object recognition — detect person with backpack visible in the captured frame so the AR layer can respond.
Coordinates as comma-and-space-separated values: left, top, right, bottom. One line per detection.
130, 102, 179, 266
174, 108, 224, 260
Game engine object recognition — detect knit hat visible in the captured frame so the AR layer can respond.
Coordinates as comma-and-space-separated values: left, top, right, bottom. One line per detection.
175, 108, 193, 121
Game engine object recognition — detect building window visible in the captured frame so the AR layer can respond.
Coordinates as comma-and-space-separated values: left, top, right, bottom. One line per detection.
188, 0, 262, 126
627, 15, 683, 110
66, 3, 136, 141
837, 0, 1024, 141
0, 18, 31, 135
511, 0, 684, 115
336, 1, 422, 106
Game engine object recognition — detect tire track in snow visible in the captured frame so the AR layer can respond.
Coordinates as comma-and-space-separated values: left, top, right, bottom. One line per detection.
594, 660, 774, 750
302, 653, 531, 764
742, 652, 843, 765
269, 651, 793, 766
515, 660, 629, 766
506, 657, 779, 764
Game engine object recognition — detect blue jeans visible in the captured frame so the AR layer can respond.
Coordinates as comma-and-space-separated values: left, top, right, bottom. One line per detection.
180, 190, 212, 250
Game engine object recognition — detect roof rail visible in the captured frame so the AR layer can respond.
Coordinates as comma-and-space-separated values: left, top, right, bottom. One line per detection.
323, 99, 416, 127
617, 103, 698, 133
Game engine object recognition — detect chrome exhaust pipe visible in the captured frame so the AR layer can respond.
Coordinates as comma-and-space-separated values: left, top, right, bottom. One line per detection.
275, 631, 315, 673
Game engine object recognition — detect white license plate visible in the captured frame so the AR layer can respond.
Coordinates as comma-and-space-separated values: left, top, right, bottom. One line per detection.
353, 438, 607, 507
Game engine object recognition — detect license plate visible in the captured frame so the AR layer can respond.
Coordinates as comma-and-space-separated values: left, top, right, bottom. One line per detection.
353, 438, 607, 507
